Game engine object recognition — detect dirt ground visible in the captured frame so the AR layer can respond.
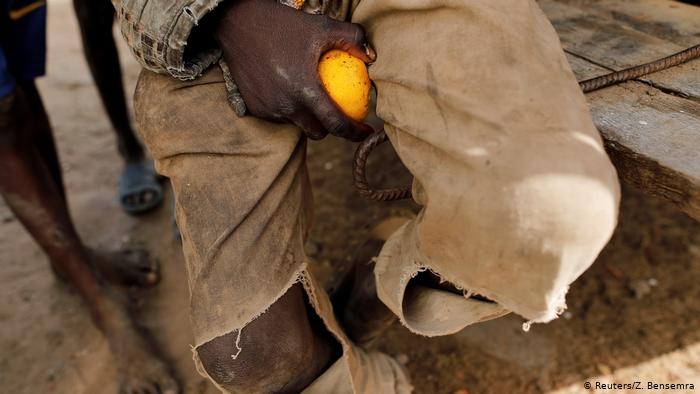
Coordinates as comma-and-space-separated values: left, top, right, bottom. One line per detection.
1, 1, 699, 393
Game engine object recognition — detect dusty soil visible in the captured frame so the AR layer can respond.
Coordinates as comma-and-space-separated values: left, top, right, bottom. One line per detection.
1, 1, 699, 393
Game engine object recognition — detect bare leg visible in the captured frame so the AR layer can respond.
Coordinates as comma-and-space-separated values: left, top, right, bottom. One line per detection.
20, 82, 65, 201
18, 81, 158, 286
72, 0, 142, 163
0, 85, 178, 394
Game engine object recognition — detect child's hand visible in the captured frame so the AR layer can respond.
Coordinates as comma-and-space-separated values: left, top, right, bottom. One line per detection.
214, 0, 375, 142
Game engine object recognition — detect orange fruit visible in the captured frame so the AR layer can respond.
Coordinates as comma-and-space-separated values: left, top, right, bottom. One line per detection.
318, 50, 370, 122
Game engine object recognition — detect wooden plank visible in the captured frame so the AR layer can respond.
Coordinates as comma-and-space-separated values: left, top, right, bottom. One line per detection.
563, 53, 700, 221
534, 0, 700, 220
565, 53, 610, 81
539, 0, 700, 101
550, 0, 700, 48
588, 82, 700, 221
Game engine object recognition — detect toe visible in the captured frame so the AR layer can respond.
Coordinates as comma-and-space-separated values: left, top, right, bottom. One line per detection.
92, 249, 160, 287
145, 271, 159, 285
130, 251, 159, 285
125, 250, 159, 273
119, 250, 159, 285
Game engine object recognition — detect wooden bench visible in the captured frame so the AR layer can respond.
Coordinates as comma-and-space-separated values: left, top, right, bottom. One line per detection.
539, 0, 700, 221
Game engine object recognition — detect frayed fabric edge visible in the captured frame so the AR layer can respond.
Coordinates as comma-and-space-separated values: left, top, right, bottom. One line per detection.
417, 262, 570, 324
386, 261, 569, 337
190, 262, 313, 393
189, 264, 360, 393
191, 262, 310, 351
297, 269, 361, 394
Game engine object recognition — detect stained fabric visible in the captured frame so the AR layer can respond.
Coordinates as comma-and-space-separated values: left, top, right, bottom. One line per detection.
132, 0, 620, 392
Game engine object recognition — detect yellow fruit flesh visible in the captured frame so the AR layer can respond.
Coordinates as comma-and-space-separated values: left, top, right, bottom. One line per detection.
317, 50, 370, 122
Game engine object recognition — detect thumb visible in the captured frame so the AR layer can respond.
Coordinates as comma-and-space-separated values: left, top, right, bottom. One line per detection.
326, 21, 376, 63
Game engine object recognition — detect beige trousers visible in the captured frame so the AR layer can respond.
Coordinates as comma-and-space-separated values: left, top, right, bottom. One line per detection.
134, 0, 620, 392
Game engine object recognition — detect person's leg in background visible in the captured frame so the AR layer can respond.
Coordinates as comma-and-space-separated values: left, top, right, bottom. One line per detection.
22, 78, 161, 285
73, 0, 164, 215
1, 2, 177, 391
0, 80, 178, 394
6, 0, 162, 286
18, 79, 64, 200
343, 0, 621, 340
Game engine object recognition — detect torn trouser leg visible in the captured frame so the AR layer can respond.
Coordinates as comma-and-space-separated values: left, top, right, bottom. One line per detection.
134, 67, 411, 393
133, 0, 620, 391
351, 0, 621, 335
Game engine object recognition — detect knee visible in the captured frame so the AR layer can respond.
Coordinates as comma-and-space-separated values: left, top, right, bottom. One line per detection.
196, 325, 325, 394
417, 137, 620, 278
196, 333, 308, 393
497, 134, 621, 251
195, 284, 337, 393
519, 147, 621, 250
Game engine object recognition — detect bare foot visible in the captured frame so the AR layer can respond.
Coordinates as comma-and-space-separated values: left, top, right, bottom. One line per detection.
87, 248, 159, 287
103, 296, 180, 394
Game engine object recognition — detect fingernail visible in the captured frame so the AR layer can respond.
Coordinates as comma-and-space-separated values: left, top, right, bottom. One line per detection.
364, 43, 377, 62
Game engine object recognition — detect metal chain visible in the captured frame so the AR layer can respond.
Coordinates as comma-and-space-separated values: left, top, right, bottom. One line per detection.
353, 44, 700, 201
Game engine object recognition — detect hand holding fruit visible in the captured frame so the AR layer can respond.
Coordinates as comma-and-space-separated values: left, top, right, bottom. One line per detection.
214, 0, 374, 141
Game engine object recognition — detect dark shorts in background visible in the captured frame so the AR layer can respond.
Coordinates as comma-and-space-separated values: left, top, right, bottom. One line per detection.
0, 0, 47, 98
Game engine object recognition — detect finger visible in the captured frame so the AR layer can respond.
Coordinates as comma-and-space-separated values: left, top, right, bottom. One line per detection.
325, 21, 376, 63
307, 89, 373, 142
290, 111, 329, 140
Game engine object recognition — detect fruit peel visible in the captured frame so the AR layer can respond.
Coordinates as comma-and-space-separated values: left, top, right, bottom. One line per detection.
318, 50, 370, 122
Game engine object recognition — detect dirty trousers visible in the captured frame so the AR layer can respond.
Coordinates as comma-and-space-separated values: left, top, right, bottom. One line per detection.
134, 0, 620, 392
